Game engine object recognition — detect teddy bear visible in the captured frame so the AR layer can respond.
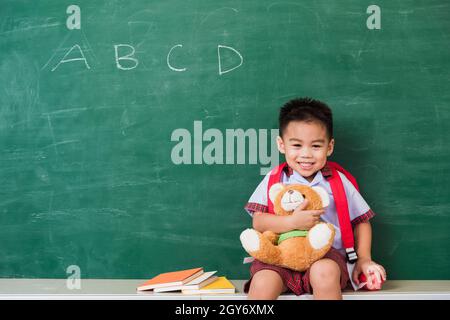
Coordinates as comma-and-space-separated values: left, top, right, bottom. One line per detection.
240, 183, 336, 272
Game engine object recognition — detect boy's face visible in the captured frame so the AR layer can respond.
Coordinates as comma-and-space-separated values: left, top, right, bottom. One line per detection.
277, 120, 334, 182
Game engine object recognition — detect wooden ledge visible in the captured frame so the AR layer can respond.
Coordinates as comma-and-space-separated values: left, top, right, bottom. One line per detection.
0, 279, 449, 300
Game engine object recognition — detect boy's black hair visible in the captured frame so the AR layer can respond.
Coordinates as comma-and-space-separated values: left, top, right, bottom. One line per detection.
279, 97, 333, 140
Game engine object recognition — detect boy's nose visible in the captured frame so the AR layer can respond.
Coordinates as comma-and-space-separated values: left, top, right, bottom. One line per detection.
299, 149, 313, 158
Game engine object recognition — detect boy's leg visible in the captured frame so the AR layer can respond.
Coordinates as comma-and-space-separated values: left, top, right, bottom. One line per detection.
247, 269, 288, 300
309, 258, 342, 300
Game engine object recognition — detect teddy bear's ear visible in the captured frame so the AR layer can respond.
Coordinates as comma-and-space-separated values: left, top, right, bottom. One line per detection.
268, 183, 285, 203
312, 186, 330, 208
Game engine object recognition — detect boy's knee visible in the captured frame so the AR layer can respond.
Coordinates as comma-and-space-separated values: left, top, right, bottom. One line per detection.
248, 270, 285, 299
309, 259, 341, 288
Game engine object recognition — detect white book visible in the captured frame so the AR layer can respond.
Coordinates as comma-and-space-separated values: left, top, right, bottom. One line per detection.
153, 271, 218, 293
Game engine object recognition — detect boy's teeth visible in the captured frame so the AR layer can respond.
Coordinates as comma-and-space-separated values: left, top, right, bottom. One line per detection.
299, 162, 313, 169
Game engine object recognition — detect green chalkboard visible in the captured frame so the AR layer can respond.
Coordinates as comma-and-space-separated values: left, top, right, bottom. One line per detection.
1, 0, 449, 280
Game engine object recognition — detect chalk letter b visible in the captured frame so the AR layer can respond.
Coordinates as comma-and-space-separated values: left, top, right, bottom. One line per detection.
114, 44, 139, 70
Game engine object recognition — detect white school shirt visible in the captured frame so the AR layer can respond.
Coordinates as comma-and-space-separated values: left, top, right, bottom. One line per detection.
244, 165, 375, 257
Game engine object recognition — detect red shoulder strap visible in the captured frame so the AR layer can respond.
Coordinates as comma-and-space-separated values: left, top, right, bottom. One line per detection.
327, 162, 358, 263
327, 161, 359, 191
267, 162, 287, 214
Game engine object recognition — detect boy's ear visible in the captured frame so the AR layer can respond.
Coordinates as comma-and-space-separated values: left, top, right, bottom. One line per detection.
327, 138, 335, 157
276, 136, 286, 154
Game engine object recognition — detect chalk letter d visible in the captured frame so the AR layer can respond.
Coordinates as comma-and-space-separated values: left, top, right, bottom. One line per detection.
218, 45, 243, 75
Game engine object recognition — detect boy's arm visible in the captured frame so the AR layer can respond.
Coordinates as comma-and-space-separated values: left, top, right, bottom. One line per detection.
354, 221, 372, 261
353, 221, 387, 286
252, 212, 293, 234
342, 175, 386, 285
252, 200, 324, 233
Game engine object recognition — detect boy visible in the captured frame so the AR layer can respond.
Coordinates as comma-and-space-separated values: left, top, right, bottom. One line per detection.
243, 98, 386, 300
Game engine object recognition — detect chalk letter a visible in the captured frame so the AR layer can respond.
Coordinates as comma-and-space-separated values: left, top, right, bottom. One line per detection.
66, 5, 81, 30
51, 44, 90, 71
66, 265, 81, 290
366, 5, 381, 30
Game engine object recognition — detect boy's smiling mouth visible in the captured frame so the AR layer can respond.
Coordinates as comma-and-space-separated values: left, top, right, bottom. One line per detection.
298, 162, 315, 170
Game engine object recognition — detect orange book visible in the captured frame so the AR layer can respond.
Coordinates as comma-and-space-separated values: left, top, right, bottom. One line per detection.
137, 267, 203, 291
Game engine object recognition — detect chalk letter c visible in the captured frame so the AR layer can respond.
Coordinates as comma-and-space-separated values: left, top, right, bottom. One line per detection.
167, 44, 187, 72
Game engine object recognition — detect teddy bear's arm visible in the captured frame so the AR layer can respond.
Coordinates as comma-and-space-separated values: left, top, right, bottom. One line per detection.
262, 231, 280, 244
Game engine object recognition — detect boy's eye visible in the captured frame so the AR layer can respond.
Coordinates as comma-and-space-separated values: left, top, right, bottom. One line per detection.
313, 145, 322, 148
293, 144, 301, 147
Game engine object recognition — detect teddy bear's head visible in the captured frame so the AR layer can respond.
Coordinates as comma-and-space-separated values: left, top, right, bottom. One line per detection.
268, 183, 330, 216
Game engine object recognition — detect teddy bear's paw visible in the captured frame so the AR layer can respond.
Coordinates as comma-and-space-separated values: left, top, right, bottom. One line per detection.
240, 229, 260, 253
308, 223, 334, 250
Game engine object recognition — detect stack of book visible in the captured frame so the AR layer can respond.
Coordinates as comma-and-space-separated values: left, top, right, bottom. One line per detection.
137, 267, 235, 294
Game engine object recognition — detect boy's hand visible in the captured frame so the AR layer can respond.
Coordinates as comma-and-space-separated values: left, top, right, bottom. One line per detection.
352, 258, 387, 290
287, 199, 325, 230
